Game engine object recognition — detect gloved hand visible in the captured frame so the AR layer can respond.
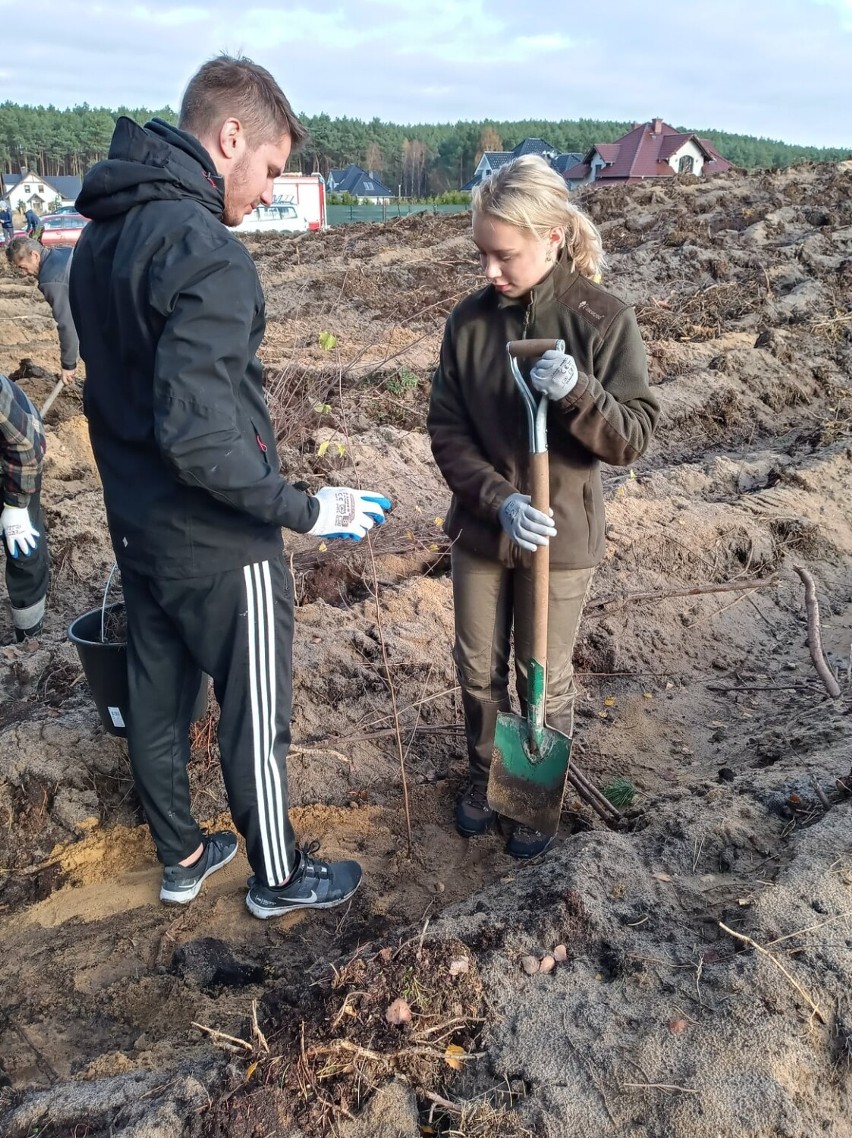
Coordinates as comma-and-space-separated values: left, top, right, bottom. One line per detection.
1, 504, 40, 557
498, 493, 557, 553
308, 487, 392, 540
530, 349, 578, 401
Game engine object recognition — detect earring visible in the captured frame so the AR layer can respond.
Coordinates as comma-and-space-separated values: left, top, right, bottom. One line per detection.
545, 250, 552, 263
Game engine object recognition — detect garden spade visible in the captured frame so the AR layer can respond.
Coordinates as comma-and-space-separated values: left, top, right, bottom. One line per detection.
487, 338, 570, 837
40, 378, 64, 416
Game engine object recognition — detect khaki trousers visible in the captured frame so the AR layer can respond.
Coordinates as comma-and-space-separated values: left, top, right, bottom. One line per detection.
451, 544, 593, 785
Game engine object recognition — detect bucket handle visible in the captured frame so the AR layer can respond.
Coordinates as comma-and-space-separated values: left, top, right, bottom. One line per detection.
100, 562, 120, 643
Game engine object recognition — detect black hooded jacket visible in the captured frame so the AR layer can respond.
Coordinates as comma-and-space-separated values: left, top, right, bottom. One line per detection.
70, 117, 318, 577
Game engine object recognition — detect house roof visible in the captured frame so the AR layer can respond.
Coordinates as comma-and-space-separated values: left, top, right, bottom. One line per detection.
586, 120, 732, 180
329, 163, 393, 197
699, 139, 733, 171
2, 172, 82, 199
469, 146, 589, 189
511, 137, 558, 158
562, 162, 591, 181
348, 170, 393, 197
481, 151, 515, 170
328, 163, 363, 192
551, 152, 584, 174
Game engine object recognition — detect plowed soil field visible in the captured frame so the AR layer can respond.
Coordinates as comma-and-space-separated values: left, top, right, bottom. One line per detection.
1, 162, 851, 1138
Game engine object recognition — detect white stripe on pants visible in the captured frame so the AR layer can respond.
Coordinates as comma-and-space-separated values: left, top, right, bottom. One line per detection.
244, 561, 291, 884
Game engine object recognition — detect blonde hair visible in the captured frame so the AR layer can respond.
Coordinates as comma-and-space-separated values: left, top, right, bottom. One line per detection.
472, 154, 606, 279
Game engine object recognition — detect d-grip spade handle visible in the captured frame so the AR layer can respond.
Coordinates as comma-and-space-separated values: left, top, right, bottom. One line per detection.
507, 338, 561, 358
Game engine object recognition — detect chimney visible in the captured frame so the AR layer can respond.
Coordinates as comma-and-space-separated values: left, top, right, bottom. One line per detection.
652, 118, 663, 134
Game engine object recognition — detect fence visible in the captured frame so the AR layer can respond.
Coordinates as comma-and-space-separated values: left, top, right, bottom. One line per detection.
326, 202, 470, 226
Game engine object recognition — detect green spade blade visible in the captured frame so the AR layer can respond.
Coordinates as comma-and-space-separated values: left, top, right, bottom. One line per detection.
486, 659, 571, 837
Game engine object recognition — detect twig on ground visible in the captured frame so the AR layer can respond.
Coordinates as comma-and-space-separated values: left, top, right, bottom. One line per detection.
192, 1022, 253, 1052
307, 1038, 482, 1064
587, 575, 777, 612
765, 910, 852, 948
425, 1090, 463, 1117
251, 1000, 270, 1055
567, 762, 625, 826
810, 775, 832, 810
793, 566, 841, 698
622, 1082, 698, 1095
325, 723, 463, 746
718, 921, 826, 1024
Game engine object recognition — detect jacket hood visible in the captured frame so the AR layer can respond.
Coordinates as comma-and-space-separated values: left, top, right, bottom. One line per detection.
76, 117, 225, 221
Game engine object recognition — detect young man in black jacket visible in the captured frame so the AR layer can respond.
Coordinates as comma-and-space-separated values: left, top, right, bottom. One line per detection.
70, 55, 391, 919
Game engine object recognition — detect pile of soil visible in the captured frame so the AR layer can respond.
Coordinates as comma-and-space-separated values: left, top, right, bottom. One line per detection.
1, 162, 851, 1137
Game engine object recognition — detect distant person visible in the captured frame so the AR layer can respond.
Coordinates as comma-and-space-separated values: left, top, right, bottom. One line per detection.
428, 156, 659, 858
0, 203, 13, 245
70, 54, 391, 918
24, 207, 40, 237
6, 237, 79, 387
1, 372, 50, 643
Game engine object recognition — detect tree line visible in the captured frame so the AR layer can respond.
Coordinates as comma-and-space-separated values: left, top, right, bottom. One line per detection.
1, 101, 848, 196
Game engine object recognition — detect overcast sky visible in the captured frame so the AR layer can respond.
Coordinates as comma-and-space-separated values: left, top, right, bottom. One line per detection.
1, 0, 850, 148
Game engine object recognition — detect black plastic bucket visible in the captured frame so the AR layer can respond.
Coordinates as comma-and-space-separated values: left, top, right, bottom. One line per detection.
68, 601, 208, 738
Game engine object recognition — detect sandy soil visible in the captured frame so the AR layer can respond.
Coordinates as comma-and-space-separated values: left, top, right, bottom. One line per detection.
1, 162, 851, 1137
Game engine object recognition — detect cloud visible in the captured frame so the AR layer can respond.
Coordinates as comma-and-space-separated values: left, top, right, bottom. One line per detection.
0, 0, 849, 148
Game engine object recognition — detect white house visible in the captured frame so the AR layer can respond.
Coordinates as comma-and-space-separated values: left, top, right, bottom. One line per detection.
2, 172, 83, 214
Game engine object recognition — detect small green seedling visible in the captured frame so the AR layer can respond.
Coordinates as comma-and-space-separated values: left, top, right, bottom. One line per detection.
602, 776, 636, 809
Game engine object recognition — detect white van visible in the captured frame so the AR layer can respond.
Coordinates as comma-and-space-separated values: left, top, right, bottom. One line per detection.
235, 203, 309, 234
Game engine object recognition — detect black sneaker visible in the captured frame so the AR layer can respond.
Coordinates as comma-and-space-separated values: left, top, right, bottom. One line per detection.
505, 824, 556, 860
159, 830, 238, 905
14, 620, 43, 643
245, 843, 362, 920
455, 781, 495, 837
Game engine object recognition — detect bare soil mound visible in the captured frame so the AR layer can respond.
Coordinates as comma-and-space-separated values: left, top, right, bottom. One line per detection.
1, 163, 851, 1137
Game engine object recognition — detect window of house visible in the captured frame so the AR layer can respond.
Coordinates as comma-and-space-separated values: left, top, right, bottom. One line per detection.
363, 181, 374, 191
38, 185, 44, 193
679, 155, 694, 174
24, 186, 31, 194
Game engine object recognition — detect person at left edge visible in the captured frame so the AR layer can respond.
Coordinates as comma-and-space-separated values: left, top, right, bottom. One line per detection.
69, 54, 392, 918
6, 237, 79, 387
1, 372, 50, 643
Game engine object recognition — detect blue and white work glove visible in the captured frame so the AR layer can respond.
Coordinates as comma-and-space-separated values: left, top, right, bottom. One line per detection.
308, 486, 392, 540
498, 493, 557, 553
530, 349, 579, 401
1, 503, 39, 557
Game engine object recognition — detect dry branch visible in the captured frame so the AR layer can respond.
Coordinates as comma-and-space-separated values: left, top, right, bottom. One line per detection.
793, 566, 841, 698
718, 922, 826, 1024
586, 576, 777, 612
622, 1081, 698, 1095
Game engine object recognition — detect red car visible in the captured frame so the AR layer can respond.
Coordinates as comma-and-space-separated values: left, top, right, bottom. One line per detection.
39, 212, 88, 247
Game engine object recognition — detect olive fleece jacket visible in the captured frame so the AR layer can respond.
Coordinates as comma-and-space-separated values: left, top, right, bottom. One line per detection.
427, 254, 660, 568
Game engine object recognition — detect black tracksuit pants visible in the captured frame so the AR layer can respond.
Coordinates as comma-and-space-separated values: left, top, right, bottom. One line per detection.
4, 489, 50, 634
121, 555, 297, 886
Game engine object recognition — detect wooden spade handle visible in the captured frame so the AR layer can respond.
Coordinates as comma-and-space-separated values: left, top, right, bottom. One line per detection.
507, 338, 561, 359
529, 450, 550, 665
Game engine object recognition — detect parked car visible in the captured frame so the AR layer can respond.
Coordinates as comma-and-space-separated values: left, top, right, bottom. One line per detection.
50, 204, 88, 217
38, 212, 88, 247
234, 203, 309, 234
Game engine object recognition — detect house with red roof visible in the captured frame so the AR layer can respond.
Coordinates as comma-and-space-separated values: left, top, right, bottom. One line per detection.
563, 119, 732, 186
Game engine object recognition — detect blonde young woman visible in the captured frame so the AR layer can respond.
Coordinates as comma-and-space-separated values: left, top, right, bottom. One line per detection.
427, 155, 659, 859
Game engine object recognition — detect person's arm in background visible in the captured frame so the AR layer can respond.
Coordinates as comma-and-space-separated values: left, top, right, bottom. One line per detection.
0, 375, 44, 555
39, 271, 79, 382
